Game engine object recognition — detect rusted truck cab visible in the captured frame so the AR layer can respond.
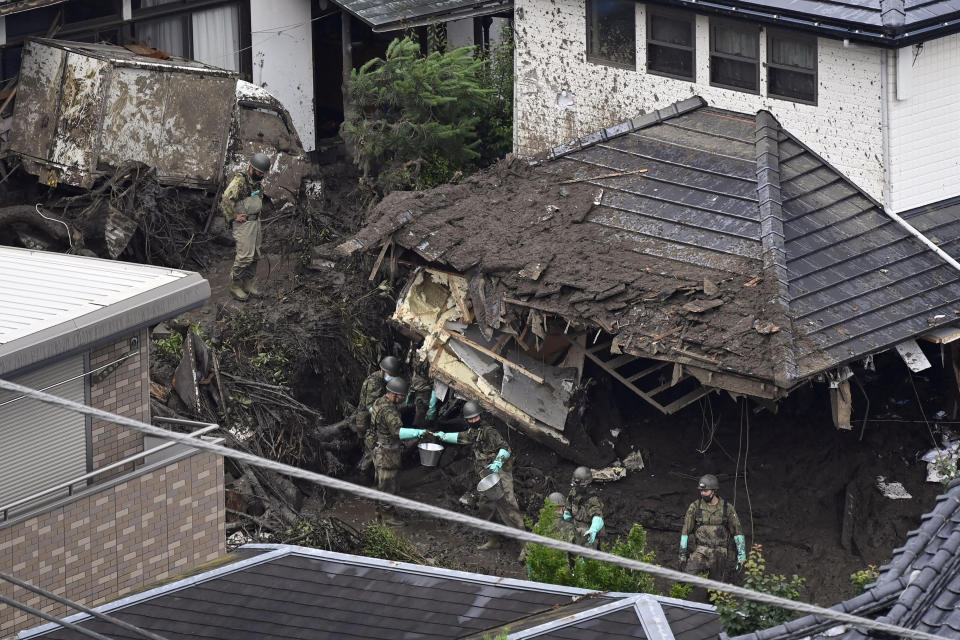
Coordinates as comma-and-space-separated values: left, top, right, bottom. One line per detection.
6, 38, 307, 200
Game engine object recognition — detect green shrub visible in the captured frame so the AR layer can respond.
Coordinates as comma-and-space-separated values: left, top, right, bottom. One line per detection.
153, 331, 183, 364
850, 565, 880, 595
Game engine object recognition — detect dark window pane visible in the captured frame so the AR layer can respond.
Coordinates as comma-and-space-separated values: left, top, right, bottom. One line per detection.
650, 14, 691, 46
769, 67, 816, 101
648, 44, 693, 78
769, 35, 815, 69
6, 7, 59, 38
711, 57, 757, 90
65, 1, 120, 22
712, 25, 757, 58
586, 0, 636, 66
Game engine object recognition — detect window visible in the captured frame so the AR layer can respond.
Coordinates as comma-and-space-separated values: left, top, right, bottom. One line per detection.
646, 9, 695, 80
586, 0, 636, 68
767, 30, 817, 104
709, 19, 759, 93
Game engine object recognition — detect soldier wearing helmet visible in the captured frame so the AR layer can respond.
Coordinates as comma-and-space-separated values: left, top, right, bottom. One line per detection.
369, 376, 427, 503
433, 401, 526, 553
221, 152, 272, 301
679, 474, 746, 580
354, 356, 402, 473
546, 492, 577, 544
565, 467, 605, 549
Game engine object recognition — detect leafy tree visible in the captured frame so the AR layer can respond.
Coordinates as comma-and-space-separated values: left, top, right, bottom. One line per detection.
342, 37, 494, 190
710, 544, 805, 635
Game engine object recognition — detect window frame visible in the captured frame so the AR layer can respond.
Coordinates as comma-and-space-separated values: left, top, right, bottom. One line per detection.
585, 0, 637, 70
766, 28, 818, 105
645, 7, 696, 81
708, 17, 760, 94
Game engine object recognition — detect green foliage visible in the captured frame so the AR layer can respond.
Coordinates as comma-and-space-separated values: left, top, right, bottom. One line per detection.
153, 330, 184, 364
933, 453, 960, 488
342, 33, 513, 190
669, 581, 694, 600
525, 499, 661, 593
362, 523, 425, 563
710, 544, 805, 635
850, 564, 880, 595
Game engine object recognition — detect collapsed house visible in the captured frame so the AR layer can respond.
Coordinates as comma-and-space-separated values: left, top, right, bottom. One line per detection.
338, 98, 960, 464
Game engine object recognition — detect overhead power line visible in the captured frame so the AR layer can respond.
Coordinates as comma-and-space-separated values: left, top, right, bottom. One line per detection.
0, 377, 943, 640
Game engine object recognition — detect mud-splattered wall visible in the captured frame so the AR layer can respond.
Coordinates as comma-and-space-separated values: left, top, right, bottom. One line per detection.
251, 0, 316, 151
513, 0, 885, 204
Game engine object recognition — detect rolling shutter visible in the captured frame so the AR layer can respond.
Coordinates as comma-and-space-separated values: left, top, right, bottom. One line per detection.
0, 355, 87, 509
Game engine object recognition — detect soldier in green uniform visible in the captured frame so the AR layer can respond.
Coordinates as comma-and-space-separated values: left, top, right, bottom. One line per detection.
679, 474, 746, 580
406, 363, 439, 428
434, 401, 526, 552
546, 492, 577, 544
564, 467, 605, 549
221, 152, 271, 301
369, 376, 427, 498
354, 356, 401, 472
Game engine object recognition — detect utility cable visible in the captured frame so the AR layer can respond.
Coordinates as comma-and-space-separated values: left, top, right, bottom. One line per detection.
0, 572, 171, 640
0, 594, 116, 640
0, 377, 946, 640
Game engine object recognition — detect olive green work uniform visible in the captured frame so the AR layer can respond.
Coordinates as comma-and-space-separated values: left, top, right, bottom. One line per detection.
369, 395, 404, 494
681, 497, 743, 580
566, 485, 604, 549
461, 422, 525, 532
221, 171, 263, 283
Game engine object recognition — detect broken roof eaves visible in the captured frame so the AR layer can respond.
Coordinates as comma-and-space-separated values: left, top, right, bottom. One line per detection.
754, 110, 798, 388
545, 96, 707, 162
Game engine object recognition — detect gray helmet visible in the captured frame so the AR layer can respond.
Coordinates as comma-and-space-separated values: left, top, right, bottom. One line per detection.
385, 376, 409, 396
698, 474, 719, 491
462, 401, 481, 420
249, 152, 271, 174
547, 492, 566, 506
572, 466, 592, 486
379, 356, 401, 376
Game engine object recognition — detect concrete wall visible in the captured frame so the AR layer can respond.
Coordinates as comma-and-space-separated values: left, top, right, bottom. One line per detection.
887, 34, 960, 212
0, 450, 224, 635
250, 0, 316, 151
89, 329, 149, 478
513, 0, 885, 203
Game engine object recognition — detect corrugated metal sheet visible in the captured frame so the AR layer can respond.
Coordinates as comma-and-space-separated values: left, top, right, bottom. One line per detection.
330, 0, 512, 31
0, 354, 85, 509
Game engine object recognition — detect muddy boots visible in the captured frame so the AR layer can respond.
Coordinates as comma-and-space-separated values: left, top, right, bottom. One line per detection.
477, 536, 502, 551
230, 279, 248, 301
243, 279, 261, 298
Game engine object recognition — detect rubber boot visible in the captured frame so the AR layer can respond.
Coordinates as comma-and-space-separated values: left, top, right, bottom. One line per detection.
477, 536, 501, 551
243, 278, 261, 298
229, 279, 248, 301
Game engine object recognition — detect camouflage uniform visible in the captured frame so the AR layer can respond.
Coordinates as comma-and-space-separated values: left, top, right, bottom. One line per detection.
370, 395, 404, 494
460, 422, 525, 531
221, 171, 264, 282
566, 485, 604, 549
406, 373, 433, 428
354, 371, 385, 439
681, 498, 743, 580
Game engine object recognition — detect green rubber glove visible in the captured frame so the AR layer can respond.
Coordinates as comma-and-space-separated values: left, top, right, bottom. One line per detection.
438, 432, 459, 444
584, 516, 604, 544
563, 510, 572, 521
425, 391, 439, 421
734, 534, 746, 569
398, 428, 426, 440
679, 534, 688, 565
487, 448, 510, 473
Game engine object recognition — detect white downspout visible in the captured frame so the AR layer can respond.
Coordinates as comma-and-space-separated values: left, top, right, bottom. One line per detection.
884, 208, 960, 273
880, 48, 892, 208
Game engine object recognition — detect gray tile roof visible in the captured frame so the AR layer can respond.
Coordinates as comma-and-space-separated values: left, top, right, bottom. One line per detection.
327, 0, 512, 32
19, 545, 719, 640
649, 0, 960, 45
723, 478, 960, 640
344, 97, 960, 391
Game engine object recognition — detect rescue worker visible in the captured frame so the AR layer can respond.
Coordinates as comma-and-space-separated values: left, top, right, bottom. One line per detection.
679, 474, 746, 580
221, 152, 271, 301
354, 356, 402, 472
405, 362, 437, 428
433, 401, 526, 553
546, 491, 577, 544
565, 467, 605, 549
369, 376, 427, 497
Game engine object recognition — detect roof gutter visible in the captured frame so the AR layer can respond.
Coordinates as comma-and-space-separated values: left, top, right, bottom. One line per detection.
372, 2, 512, 32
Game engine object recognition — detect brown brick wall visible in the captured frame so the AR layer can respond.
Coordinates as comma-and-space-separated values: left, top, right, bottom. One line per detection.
88, 328, 150, 476
0, 451, 224, 636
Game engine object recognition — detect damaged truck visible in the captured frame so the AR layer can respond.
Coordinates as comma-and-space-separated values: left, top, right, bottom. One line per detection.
4, 38, 307, 201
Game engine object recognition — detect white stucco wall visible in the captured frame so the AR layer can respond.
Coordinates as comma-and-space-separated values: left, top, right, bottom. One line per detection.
447, 16, 511, 49
250, 0, 315, 151
514, 0, 885, 202
886, 34, 960, 212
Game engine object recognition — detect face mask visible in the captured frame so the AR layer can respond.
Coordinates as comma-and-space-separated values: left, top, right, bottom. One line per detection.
384, 374, 392, 381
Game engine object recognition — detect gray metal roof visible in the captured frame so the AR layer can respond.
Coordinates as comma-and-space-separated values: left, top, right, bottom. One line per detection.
723, 477, 960, 640
649, 0, 960, 46
0, 247, 209, 376
328, 0, 512, 32
19, 545, 719, 640
28, 38, 237, 76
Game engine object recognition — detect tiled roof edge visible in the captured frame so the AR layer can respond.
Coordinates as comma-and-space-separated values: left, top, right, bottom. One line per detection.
546, 96, 707, 161
721, 575, 908, 640
754, 110, 798, 388
880, 485, 960, 583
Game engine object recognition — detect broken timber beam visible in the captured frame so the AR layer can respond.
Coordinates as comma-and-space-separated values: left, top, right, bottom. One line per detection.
368, 242, 390, 281
441, 328, 545, 385
574, 337, 668, 414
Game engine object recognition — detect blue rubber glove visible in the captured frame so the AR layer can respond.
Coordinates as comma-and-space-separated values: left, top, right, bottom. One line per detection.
425, 391, 439, 421
734, 534, 746, 569
679, 534, 689, 565
487, 459, 503, 473
563, 510, 572, 521
584, 516, 603, 544
437, 432, 459, 444
398, 428, 426, 440
251, 189, 262, 196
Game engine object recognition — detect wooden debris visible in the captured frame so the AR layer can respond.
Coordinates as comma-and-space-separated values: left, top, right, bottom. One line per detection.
441, 328, 545, 384
368, 241, 390, 281
743, 276, 762, 287
559, 168, 648, 184
682, 299, 724, 313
